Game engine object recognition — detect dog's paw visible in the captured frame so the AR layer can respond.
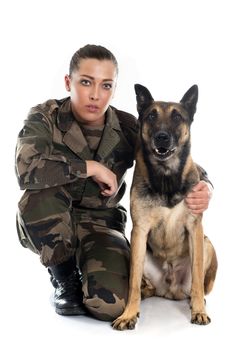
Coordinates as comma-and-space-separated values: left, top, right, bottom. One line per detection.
111, 313, 139, 331
191, 312, 211, 325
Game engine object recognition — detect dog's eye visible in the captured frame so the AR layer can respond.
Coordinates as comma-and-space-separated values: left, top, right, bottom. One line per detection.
147, 113, 156, 121
172, 111, 183, 123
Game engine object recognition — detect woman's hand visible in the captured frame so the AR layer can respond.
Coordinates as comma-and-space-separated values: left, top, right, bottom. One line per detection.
185, 180, 213, 214
86, 160, 118, 197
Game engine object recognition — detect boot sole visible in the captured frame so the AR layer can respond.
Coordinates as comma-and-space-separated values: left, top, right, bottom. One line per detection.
55, 306, 87, 316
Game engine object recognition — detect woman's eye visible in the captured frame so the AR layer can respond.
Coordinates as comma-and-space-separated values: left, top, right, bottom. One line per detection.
103, 83, 112, 90
80, 79, 91, 86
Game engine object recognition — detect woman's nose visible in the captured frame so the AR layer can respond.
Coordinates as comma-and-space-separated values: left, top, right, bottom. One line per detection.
89, 86, 100, 101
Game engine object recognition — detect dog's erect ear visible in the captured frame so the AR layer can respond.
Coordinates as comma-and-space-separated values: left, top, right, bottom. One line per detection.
134, 84, 154, 116
180, 85, 198, 121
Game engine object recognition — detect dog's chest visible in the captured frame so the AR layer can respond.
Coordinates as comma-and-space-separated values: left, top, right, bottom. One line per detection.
147, 200, 190, 260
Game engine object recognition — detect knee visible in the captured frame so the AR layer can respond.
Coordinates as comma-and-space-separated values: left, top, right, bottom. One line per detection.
17, 186, 75, 266
84, 294, 127, 321
82, 273, 129, 321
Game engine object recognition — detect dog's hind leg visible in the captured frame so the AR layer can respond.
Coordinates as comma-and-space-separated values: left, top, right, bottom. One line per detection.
204, 236, 218, 295
141, 275, 156, 299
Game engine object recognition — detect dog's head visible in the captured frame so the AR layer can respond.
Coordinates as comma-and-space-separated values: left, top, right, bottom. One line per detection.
134, 84, 198, 163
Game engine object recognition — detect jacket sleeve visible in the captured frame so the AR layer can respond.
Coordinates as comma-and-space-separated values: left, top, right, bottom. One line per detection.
15, 112, 87, 190
196, 164, 214, 188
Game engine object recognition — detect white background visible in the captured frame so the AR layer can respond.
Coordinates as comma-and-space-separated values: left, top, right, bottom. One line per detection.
0, 0, 239, 349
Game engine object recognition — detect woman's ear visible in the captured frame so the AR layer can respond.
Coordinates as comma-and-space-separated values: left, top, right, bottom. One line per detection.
64, 74, 71, 92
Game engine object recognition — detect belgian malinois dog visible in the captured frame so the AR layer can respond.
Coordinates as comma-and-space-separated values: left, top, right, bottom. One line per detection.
112, 84, 217, 330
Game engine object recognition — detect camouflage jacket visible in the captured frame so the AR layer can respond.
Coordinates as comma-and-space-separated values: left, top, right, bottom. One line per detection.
15, 98, 138, 209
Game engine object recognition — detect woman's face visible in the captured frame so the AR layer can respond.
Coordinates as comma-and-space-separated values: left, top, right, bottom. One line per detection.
65, 58, 117, 126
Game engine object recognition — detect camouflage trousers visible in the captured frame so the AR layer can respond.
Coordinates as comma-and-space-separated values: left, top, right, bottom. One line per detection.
16, 186, 130, 321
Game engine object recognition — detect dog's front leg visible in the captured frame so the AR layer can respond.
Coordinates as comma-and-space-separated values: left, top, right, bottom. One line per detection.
188, 216, 211, 325
112, 225, 148, 330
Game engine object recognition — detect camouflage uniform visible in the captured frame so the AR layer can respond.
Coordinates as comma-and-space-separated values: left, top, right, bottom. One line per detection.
15, 97, 137, 321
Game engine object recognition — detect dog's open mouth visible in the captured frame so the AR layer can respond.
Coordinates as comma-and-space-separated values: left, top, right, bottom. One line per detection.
154, 147, 175, 160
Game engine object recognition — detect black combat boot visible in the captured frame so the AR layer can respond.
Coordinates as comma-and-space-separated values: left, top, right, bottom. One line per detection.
48, 257, 86, 316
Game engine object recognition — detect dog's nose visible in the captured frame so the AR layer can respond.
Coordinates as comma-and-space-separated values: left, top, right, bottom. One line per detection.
154, 132, 170, 146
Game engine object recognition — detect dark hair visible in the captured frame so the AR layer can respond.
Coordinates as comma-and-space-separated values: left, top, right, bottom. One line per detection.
69, 44, 118, 76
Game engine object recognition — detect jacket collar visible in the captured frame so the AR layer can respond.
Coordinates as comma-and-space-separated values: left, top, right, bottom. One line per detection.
56, 98, 121, 161
56, 98, 74, 131
96, 107, 121, 161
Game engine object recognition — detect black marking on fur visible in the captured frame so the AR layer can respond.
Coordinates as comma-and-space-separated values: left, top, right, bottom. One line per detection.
140, 138, 196, 207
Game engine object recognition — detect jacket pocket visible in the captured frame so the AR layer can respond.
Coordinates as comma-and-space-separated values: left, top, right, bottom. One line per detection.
16, 211, 39, 254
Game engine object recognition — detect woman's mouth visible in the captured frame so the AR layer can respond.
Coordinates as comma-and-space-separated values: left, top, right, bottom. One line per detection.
85, 105, 99, 113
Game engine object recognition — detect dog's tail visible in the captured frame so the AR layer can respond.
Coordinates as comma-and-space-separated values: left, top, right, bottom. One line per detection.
204, 238, 218, 295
